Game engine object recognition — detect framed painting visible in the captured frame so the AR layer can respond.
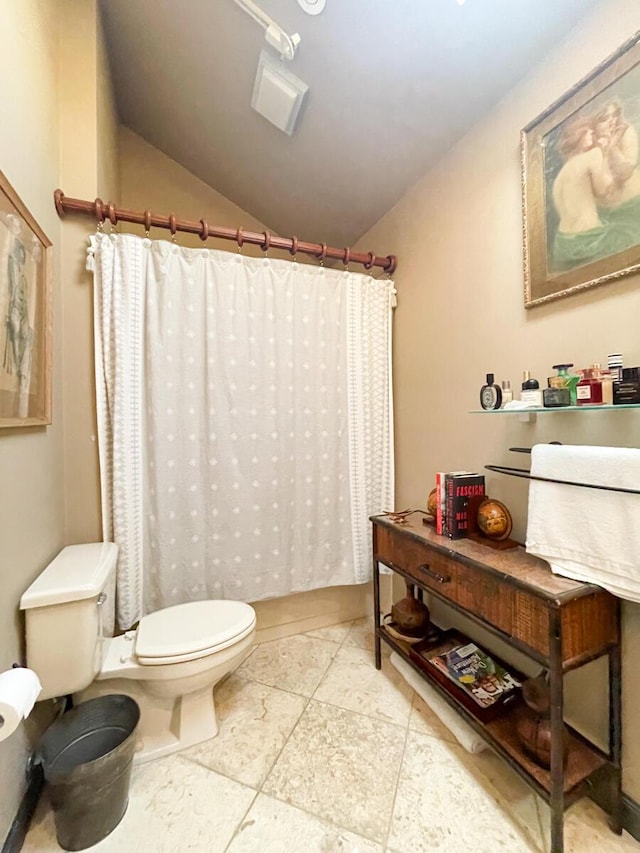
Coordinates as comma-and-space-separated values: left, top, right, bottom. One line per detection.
522, 31, 640, 308
0, 171, 52, 427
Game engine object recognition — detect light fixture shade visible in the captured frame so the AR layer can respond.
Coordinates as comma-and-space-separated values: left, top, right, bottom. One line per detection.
297, 0, 326, 14
251, 50, 309, 135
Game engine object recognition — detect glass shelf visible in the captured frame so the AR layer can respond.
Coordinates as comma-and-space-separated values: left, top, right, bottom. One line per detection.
469, 403, 640, 414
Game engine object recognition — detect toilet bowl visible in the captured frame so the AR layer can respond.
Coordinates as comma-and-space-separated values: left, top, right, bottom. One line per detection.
20, 544, 256, 764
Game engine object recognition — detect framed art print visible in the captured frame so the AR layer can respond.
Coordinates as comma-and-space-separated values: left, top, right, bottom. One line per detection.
522, 31, 640, 307
0, 170, 52, 426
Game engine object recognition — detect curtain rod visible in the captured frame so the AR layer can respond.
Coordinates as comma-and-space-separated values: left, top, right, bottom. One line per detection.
53, 190, 398, 275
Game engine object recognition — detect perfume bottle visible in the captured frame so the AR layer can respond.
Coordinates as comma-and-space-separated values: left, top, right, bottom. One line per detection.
546, 363, 577, 407
520, 371, 543, 406
600, 369, 614, 405
500, 380, 513, 406
480, 373, 502, 410
576, 366, 604, 405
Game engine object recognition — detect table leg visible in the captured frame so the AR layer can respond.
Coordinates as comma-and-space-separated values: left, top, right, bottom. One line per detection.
373, 558, 381, 670
549, 614, 564, 853
609, 636, 623, 834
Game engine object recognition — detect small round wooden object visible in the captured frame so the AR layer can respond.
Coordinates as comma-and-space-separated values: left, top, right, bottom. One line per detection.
477, 498, 513, 541
391, 581, 431, 638
515, 674, 569, 770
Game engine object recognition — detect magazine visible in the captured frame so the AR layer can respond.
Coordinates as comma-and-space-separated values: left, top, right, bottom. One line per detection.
423, 637, 521, 709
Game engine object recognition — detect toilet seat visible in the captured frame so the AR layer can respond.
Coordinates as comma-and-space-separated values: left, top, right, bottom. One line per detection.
135, 600, 256, 665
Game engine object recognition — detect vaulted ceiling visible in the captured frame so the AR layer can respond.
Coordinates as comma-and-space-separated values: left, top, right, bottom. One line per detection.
100, 0, 598, 247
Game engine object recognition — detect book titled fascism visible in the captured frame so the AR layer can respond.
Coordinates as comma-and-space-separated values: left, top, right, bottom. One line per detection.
444, 473, 486, 539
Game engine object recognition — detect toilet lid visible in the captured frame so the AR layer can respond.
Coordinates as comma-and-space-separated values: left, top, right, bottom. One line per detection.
135, 600, 256, 663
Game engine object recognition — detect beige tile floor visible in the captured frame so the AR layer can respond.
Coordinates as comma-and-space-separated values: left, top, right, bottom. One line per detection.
24, 618, 640, 853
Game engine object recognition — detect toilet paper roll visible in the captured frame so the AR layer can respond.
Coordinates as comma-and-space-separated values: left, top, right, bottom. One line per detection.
0, 668, 42, 743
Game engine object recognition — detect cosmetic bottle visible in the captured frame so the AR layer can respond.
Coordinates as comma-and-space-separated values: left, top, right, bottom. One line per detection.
500, 380, 513, 406
608, 353, 623, 381
543, 387, 571, 407
521, 370, 539, 390
480, 373, 502, 410
576, 366, 603, 406
547, 363, 577, 406
520, 371, 543, 406
600, 369, 614, 405
613, 366, 640, 404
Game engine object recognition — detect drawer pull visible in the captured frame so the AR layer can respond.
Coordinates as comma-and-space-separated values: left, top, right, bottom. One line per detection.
419, 564, 451, 584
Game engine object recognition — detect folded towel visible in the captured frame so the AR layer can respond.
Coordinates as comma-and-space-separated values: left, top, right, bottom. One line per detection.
502, 400, 538, 410
526, 444, 640, 601
389, 652, 487, 754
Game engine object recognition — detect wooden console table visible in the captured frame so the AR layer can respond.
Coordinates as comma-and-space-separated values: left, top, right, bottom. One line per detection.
371, 513, 622, 853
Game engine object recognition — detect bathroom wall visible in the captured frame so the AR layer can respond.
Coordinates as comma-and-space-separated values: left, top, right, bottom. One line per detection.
0, 1, 65, 840
355, 0, 640, 800
59, 0, 121, 545
0, 1, 120, 841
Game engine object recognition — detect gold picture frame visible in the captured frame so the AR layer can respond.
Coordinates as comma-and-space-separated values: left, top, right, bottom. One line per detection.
522, 31, 640, 308
0, 171, 52, 427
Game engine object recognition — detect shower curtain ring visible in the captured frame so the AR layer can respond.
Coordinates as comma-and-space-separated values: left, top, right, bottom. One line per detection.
364, 252, 376, 270
94, 198, 105, 232
199, 218, 209, 243
169, 213, 178, 244
143, 209, 152, 239
261, 230, 271, 256
107, 202, 118, 233
236, 226, 244, 254
317, 242, 328, 267
289, 236, 298, 262
385, 254, 397, 276
343, 247, 350, 271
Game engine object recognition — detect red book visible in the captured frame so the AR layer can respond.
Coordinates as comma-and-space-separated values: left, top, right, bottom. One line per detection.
435, 472, 445, 534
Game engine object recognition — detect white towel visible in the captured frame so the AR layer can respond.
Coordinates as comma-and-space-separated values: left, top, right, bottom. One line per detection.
389, 652, 487, 754
526, 444, 640, 602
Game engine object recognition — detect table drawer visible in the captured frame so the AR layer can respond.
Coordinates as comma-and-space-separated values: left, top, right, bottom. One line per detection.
375, 525, 551, 657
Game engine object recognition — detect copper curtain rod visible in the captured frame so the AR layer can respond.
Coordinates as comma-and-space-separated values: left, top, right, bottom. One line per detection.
53, 190, 398, 275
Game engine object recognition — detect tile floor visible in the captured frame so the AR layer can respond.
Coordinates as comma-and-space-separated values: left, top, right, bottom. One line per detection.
24, 618, 639, 852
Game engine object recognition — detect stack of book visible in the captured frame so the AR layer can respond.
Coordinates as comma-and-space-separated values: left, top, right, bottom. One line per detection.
434, 471, 486, 539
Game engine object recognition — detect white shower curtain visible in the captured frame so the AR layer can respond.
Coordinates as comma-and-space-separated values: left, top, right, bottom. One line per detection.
91, 233, 395, 629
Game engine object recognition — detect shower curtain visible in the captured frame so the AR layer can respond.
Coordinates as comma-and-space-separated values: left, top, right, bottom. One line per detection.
90, 232, 395, 629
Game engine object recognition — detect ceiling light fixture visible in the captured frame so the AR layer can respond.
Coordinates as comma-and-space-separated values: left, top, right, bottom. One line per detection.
232, 0, 301, 60
297, 0, 326, 15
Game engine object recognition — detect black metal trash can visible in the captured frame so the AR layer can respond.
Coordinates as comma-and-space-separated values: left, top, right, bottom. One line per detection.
35, 694, 140, 851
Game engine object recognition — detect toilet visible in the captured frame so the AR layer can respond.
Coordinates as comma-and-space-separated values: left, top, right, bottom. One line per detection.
20, 543, 256, 764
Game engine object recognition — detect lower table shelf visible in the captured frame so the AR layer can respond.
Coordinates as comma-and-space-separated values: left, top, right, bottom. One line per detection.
378, 625, 610, 804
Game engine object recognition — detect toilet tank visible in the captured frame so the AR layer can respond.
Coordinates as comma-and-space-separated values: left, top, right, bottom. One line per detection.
20, 543, 118, 701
